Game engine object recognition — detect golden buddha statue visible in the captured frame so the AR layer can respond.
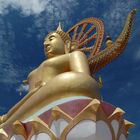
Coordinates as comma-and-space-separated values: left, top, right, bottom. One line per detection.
0, 10, 136, 140
0, 23, 100, 127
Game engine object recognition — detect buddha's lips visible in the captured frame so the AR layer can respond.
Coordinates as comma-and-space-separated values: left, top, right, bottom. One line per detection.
46, 51, 54, 57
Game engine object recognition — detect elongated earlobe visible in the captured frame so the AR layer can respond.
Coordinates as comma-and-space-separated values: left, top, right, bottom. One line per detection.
65, 40, 71, 54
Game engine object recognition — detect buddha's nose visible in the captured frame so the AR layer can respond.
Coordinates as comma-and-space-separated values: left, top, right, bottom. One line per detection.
44, 43, 50, 48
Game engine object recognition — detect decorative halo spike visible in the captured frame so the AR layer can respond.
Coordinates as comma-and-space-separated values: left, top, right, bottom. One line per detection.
89, 9, 136, 74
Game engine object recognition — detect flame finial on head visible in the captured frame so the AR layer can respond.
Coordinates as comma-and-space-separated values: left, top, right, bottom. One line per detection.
55, 22, 71, 43
44, 22, 70, 44
57, 22, 63, 31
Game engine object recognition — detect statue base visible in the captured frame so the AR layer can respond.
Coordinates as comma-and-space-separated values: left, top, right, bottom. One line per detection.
0, 98, 133, 140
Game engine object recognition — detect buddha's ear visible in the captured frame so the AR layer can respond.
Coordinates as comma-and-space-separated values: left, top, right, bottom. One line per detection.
64, 40, 71, 54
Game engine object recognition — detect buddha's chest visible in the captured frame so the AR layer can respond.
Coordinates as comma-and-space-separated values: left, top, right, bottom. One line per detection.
28, 55, 69, 90
40, 55, 69, 76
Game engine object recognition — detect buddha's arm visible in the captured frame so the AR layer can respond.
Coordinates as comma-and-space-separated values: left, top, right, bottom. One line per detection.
69, 51, 90, 75
0, 69, 42, 123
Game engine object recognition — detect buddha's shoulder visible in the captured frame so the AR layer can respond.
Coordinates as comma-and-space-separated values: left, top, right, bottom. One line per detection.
41, 54, 70, 65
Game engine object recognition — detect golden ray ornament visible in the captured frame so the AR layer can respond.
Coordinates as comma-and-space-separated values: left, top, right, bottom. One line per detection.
0, 9, 136, 140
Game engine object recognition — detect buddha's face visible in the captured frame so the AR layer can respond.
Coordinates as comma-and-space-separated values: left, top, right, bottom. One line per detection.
44, 32, 65, 58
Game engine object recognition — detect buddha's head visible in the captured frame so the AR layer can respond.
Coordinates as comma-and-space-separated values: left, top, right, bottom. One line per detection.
44, 23, 71, 58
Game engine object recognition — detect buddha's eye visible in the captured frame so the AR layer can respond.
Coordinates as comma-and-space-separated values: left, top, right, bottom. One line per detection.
49, 35, 55, 41
49, 38, 53, 41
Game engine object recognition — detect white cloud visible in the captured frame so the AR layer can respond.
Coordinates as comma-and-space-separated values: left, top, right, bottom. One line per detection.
102, 0, 137, 38
0, 0, 80, 86
16, 84, 29, 95
0, 0, 48, 16
0, 0, 79, 17
115, 82, 134, 98
26, 0, 79, 39
101, 0, 139, 63
0, 0, 137, 85
0, 18, 20, 84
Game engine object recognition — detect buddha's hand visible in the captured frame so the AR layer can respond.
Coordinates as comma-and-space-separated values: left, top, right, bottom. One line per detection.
41, 82, 47, 87
0, 114, 7, 124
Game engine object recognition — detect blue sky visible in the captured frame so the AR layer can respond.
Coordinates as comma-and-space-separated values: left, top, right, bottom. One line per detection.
0, 0, 139, 139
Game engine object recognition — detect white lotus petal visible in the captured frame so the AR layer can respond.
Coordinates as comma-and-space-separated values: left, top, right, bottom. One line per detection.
96, 120, 112, 140
119, 134, 126, 140
51, 119, 68, 138
31, 133, 51, 140
111, 120, 119, 137
67, 120, 96, 140
10, 135, 25, 140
